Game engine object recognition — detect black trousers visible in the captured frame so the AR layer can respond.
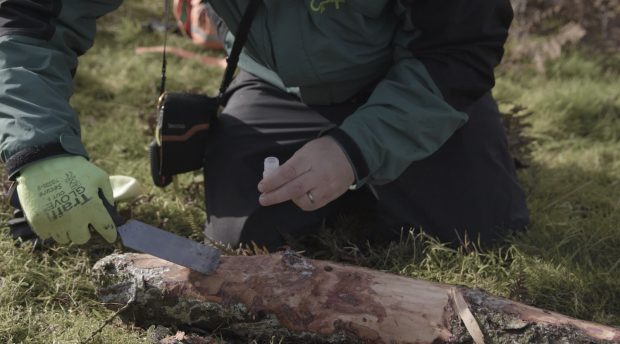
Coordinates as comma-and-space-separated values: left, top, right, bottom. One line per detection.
203, 71, 529, 250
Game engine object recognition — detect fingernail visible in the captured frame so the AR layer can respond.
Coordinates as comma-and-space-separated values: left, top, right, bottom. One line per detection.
257, 182, 264, 192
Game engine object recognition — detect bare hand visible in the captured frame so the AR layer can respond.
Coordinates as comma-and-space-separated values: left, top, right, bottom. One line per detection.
258, 136, 355, 211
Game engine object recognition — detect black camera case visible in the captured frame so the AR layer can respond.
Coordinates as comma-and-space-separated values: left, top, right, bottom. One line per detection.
149, 92, 219, 187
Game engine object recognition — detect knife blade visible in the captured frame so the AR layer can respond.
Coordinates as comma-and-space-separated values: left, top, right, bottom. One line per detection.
117, 219, 220, 275
100, 190, 221, 275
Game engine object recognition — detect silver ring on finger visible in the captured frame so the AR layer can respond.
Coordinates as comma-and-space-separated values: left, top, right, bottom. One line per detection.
306, 191, 315, 204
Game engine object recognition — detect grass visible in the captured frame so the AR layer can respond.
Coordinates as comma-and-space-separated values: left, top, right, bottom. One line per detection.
1, 1, 619, 342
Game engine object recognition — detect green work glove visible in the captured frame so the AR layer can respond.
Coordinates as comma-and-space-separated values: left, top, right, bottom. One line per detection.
16, 155, 117, 244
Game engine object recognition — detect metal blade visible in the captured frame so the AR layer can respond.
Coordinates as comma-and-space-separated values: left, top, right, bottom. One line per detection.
117, 220, 220, 275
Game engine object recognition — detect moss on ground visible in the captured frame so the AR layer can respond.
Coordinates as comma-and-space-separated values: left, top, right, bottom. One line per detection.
0, 1, 618, 343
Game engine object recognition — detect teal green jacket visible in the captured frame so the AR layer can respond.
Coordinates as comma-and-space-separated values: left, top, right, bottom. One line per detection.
0, 0, 512, 186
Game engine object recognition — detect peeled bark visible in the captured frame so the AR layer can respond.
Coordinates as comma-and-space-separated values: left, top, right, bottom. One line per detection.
93, 252, 620, 344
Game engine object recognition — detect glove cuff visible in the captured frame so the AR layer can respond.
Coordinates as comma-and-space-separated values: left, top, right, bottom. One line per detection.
5, 142, 68, 180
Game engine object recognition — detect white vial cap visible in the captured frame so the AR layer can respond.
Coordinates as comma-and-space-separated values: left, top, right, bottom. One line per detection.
263, 157, 280, 177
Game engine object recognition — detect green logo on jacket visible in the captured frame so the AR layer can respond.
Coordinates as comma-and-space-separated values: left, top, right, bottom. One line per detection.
310, 0, 346, 13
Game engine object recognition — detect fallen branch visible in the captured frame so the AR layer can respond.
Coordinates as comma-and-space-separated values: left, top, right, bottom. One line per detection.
93, 252, 620, 343
135, 46, 226, 69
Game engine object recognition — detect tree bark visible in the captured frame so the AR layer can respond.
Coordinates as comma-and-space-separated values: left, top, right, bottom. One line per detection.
93, 252, 620, 344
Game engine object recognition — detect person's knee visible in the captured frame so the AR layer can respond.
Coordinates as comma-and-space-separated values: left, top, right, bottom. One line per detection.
204, 216, 246, 246
205, 203, 326, 251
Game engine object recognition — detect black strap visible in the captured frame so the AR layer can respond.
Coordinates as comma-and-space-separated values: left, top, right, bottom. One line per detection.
160, 0, 261, 102
218, 0, 261, 100
159, 0, 172, 95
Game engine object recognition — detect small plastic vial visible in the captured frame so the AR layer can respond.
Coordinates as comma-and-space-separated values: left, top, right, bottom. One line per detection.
263, 157, 279, 177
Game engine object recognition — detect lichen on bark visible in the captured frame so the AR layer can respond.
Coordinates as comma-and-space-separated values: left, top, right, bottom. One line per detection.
93, 254, 365, 343
461, 289, 618, 344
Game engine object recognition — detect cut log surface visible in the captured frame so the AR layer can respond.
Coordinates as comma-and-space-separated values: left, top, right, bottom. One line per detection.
93, 252, 620, 344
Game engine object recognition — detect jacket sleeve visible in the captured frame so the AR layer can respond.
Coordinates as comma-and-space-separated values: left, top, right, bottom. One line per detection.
328, 0, 513, 186
0, 0, 122, 179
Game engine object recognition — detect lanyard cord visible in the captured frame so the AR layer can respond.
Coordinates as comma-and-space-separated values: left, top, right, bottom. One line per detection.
159, 0, 172, 96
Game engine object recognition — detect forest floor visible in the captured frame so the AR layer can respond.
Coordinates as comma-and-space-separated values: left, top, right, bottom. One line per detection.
0, 1, 619, 343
